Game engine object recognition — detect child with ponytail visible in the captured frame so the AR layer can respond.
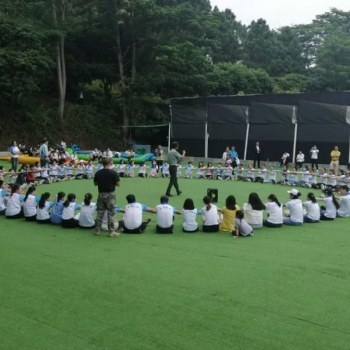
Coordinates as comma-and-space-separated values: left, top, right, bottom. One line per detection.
37, 192, 54, 223
50, 192, 66, 224
23, 185, 38, 221
79, 193, 97, 229
62, 193, 80, 228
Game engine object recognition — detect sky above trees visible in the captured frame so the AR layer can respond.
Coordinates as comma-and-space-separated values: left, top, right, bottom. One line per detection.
210, 0, 350, 28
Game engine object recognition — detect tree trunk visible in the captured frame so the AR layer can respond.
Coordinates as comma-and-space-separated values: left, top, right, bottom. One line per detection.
131, 42, 136, 83
52, 0, 66, 121
115, 20, 129, 138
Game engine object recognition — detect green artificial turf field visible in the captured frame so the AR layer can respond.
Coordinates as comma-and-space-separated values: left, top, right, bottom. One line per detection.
1, 161, 350, 350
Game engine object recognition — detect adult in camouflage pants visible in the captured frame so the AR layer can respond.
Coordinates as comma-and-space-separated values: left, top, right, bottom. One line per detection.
94, 157, 121, 237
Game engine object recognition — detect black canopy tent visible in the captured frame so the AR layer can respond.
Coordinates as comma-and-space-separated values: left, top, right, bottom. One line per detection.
207, 103, 248, 159
170, 92, 350, 164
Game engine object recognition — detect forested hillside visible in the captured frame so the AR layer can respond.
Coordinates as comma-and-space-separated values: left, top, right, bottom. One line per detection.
1, 1, 350, 148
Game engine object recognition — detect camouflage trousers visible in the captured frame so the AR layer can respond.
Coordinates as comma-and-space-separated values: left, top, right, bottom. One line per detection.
95, 192, 116, 232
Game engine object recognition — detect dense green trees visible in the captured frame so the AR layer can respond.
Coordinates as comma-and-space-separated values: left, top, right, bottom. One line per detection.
0, 2, 350, 147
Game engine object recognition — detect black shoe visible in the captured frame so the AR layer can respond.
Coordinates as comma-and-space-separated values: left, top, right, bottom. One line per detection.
166, 194, 173, 197
177, 191, 182, 196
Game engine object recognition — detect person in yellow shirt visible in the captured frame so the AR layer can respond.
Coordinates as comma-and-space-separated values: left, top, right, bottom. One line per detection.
330, 146, 341, 174
219, 195, 240, 232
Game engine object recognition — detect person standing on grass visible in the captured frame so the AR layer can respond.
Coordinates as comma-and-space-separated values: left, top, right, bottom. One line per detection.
94, 157, 121, 237
39, 139, 49, 168
330, 146, 341, 174
165, 142, 185, 197
296, 151, 305, 170
253, 141, 261, 168
9, 141, 20, 172
309, 146, 319, 171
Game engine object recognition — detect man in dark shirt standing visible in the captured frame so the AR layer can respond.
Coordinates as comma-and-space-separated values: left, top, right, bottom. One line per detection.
253, 141, 261, 168
94, 157, 121, 237
165, 142, 185, 196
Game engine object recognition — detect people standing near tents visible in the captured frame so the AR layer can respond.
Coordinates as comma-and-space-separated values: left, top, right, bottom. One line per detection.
253, 142, 262, 168
330, 146, 341, 174
165, 142, 185, 197
9, 141, 20, 172
229, 146, 238, 168
222, 147, 230, 162
39, 139, 49, 168
310, 146, 319, 171
281, 152, 290, 168
296, 151, 305, 170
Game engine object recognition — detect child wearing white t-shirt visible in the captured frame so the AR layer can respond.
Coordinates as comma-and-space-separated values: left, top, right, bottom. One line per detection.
79, 193, 97, 228
176, 198, 200, 232
202, 196, 220, 232
156, 195, 175, 233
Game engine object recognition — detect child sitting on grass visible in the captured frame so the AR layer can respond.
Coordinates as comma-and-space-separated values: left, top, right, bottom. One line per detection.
232, 210, 253, 238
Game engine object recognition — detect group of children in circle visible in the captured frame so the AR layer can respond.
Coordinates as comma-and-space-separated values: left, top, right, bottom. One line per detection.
3, 156, 349, 190
1, 175, 349, 236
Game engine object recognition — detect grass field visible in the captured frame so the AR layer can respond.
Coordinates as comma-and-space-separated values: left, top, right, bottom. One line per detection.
1, 161, 350, 350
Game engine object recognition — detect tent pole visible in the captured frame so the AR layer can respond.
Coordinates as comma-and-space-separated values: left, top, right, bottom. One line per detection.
168, 105, 172, 150
347, 106, 350, 164
293, 123, 298, 164
168, 123, 171, 150
243, 107, 250, 161
205, 122, 208, 158
205, 102, 209, 158
292, 106, 298, 164
244, 123, 250, 161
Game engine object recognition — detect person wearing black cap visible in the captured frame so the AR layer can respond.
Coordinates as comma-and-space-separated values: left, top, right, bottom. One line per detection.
165, 142, 185, 196
94, 157, 121, 237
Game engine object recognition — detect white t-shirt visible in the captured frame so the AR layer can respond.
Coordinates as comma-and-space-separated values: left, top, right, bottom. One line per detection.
265, 202, 283, 224
6, 193, 23, 216
37, 201, 53, 221
202, 204, 220, 226
243, 203, 263, 226
338, 193, 350, 217
139, 165, 147, 174
123, 202, 147, 229
156, 203, 174, 228
182, 209, 199, 231
62, 202, 80, 220
257, 168, 267, 179
86, 165, 94, 175
320, 173, 328, 185
0, 190, 8, 211
286, 199, 304, 223
76, 165, 85, 175
49, 165, 58, 176
162, 164, 170, 175
303, 201, 320, 221
329, 175, 337, 186
310, 149, 319, 159
296, 153, 305, 162
79, 202, 97, 227
323, 197, 337, 218
117, 164, 126, 174
23, 194, 38, 217
10, 146, 20, 158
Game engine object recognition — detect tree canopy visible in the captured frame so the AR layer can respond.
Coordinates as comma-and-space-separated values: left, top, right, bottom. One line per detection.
0, 2, 350, 146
